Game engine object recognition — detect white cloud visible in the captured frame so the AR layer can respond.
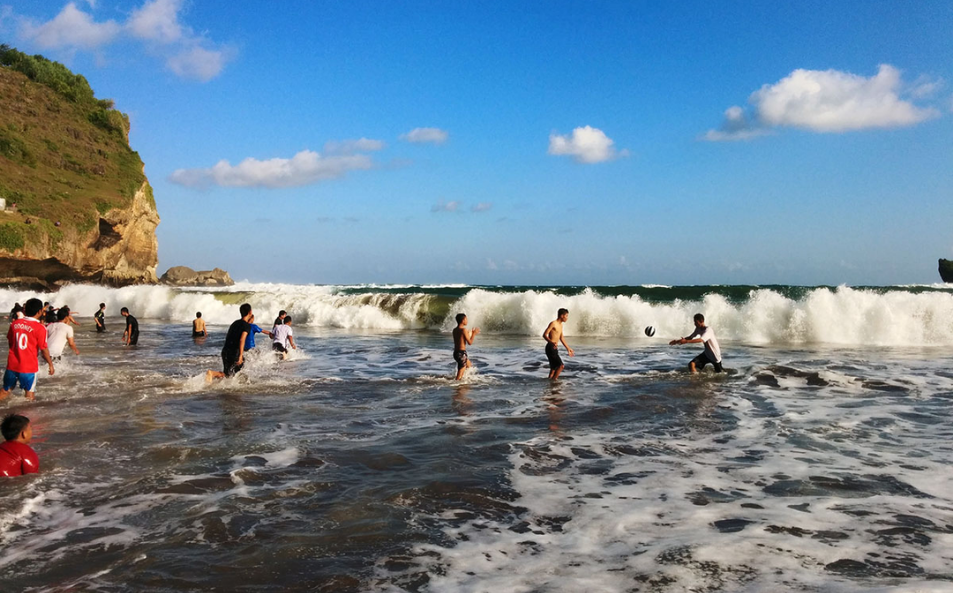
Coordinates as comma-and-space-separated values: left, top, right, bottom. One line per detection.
401, 127, 449, 144
471, 202, 492, 212
548, 125, 621, 164
169, 149, 373, 189
909, 75, 944, 99
127, 0, 183, 44
431, 200, 460, 212
20, 2, 120, 50
706, 65, 939, 140
323, 138, 386, 154
166, 46, 227, 82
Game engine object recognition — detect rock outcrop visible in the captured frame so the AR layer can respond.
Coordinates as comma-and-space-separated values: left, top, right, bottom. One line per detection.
940, 259, 953, 283
160, 266, 234, 287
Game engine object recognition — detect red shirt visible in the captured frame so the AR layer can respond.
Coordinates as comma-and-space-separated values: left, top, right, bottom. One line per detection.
0, 440, 39, 477
6, 317, 48, 374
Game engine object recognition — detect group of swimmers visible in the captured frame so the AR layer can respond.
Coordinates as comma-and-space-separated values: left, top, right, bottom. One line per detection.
452, 308, 723, 381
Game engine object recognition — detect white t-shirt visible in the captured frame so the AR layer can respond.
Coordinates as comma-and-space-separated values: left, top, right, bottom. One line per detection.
688, 325, 721, 363
272, 324, 293, 347
46, 322, 74, 357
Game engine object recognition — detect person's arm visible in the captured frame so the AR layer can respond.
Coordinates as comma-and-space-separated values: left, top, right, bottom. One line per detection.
67, 336, 80, 355
671, 328, 703, 345
69, 315, 80, 326
560, 334, 574, 356
41, 347, 54, 376
542, 322, 556, 344
465, 328, 480, 345
237, 331, 249, 364
122, 323, 130, 344
289, 334, 296, 349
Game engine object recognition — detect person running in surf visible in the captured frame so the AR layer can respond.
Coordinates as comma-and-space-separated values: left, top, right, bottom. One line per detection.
47, 309, 80, 360
244, 314, 272, 351
272, 310, 286, 334
542, 308, 574, 380
94, 303, 106, 333
452, 313, 481, 380
192, 312, 207, 338
2, 298, 54, 402
206, 303, 253, 381
272, 316, 296, 360
670, 313, 723, 373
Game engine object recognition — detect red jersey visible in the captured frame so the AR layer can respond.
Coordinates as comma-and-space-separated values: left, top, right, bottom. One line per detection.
6, 317, 48, 374
0, 440, 39, 477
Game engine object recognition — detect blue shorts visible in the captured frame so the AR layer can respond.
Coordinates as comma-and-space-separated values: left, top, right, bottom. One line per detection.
3, 369, 37, 392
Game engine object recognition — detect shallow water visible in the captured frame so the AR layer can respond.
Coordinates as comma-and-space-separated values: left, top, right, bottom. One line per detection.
1, 321, 952, 592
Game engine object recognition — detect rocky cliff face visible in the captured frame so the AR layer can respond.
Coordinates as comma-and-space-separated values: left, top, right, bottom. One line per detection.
0, 47, 160, 288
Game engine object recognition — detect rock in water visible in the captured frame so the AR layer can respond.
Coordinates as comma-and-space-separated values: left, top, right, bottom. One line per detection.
940, 259, 953, 283
160, 266, 234, 287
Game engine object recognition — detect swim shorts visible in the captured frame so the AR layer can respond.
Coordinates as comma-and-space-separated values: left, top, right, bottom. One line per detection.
691, 353, 724, 373
453, 349, 468, 370
128, 330, 139, 346
273, 343, 287, 353
222, 353, 243, 377
2, 370, 37, 392
192, 331, 205, 338
545, 343, 563, 370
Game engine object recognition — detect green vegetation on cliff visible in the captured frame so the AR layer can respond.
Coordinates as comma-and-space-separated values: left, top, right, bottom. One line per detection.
0, 45, 153, 251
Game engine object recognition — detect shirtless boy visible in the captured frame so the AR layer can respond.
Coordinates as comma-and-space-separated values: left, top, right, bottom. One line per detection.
452, 313, 481, 380
542, 308, 574, 380
192, 312, 207, 338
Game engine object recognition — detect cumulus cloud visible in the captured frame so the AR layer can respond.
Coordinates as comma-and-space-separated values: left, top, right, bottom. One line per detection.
323, 138, 386, 154
401, 127, 449, 144
431, 200, 460, 212
127, 0, 183, 43
169, 149, 374, 189
471, 202, 492, 212
19, 2, 120, 50
705, 65, 940, 140
14, 0, 231, 81
548, 126, 622, 164
166, 46, 228, 81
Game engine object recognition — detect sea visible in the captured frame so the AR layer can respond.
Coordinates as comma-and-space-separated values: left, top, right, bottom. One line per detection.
0, 282, 952, 592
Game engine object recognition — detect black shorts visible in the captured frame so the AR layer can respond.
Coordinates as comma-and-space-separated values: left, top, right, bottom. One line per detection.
545, 343, 563, 370
453, 349, 468, 370
273, 343, 287, 353
96, 325, 105, 333
192, 331, 206, 338
691, 353, 723, 373
222, 353, 243, 377
128, 330, 139, 346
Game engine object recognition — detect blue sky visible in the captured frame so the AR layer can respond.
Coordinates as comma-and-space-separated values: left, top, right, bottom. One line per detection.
3, 1, 952, 285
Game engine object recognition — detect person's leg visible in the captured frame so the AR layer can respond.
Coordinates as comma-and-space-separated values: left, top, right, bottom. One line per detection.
22, 373, 36, 401
206, 370, 225, 382
551, 363, 564, 380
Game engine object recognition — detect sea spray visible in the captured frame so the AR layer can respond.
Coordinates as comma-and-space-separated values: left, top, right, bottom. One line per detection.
1, 283, 952, 345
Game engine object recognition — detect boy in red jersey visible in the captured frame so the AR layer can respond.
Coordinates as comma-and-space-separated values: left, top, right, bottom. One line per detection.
0, 414, 39, 477
1, 298, 55, 402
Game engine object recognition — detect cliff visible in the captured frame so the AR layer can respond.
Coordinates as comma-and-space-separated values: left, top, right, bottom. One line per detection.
0, 46, 159, 287
940, 259, 953, 283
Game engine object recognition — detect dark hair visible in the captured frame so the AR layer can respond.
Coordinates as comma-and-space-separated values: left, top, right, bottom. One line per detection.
56, 308, 69, 321
284, 316, 292, 324
455, 313, 466, 324
239, 303, 252, 317
196, 312, 202, 318
278, 310, 286, 316
558, 308, 569, 317
694, 313, 705, 323
120, 307, 129, 314
99, 303, 106, 309
24, 298, 43, 317
1, 414, 29, 441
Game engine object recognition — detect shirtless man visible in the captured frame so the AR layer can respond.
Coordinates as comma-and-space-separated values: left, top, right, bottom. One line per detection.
542, 308, 574, 380
192, 312, 207, 338
451, 313, 481, 380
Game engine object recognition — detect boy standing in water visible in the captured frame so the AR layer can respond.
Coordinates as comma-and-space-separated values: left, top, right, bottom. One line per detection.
542, 308, 574, 380
192, 312, 207, 338
452, 313, 481, 380
670, 313, 723, 373
272, 317, 296, 359
0, 414, 39, 477
2, 298, 54, 401
94, 303, 106, 332
121, 307, 139, 346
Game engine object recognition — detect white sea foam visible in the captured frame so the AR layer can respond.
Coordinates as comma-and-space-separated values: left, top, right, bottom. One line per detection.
1, 283, 952, 345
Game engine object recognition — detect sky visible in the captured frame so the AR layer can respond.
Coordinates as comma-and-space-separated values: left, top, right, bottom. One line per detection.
2, 1, 952, 286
